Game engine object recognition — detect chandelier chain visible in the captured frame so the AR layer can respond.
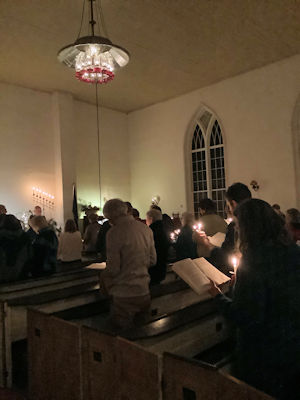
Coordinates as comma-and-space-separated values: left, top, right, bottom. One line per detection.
95, 83, 102, 210
76, 0, 86, 40
97, 0, 109, 38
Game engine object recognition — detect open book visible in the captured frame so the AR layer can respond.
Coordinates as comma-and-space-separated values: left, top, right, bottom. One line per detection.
172, 257, 230, 297
208, 232, 226, 247
86, 262, 106, 270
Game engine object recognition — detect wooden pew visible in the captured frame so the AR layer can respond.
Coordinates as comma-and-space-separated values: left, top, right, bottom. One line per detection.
163, 352, 274, 400
0, 267, 101, 388
27, 294, 230, 400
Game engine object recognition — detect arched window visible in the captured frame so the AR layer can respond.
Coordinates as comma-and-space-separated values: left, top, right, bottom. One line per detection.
189, 109, 226, 218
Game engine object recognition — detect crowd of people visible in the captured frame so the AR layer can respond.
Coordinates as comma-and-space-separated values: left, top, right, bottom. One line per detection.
1, 183, 300, 398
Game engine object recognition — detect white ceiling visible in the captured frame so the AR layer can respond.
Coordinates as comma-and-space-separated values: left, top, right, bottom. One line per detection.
0, 0, 299, 113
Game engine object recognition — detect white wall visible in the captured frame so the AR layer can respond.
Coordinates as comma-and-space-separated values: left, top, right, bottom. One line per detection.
0, 82, 130, 225
0, 83, 55, 220
74, 101, 130, 214
128, 55, 300, 217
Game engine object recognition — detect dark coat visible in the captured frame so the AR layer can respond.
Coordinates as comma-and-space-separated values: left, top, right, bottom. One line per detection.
175, 225, 197, 261
207, 221, 235, 274
216, 243, 300, 399
149, 220, 169, 284
0, 228, 32, 282
31, 227, 58, 277
96, 220, 111, 260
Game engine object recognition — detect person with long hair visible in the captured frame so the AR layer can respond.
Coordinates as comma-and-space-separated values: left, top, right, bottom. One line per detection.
209, 199, 300, 399
58, 219, 82, 263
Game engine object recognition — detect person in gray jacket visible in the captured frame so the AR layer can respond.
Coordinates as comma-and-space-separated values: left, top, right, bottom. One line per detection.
101, 199, 156, 330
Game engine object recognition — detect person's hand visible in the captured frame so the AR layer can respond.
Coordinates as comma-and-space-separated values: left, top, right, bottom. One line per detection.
208, 279, 222, 297
192, 231, 210, 246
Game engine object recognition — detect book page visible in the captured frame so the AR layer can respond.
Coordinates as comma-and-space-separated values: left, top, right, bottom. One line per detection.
208, 232, 226, 247
172, 258, 211, 296
193, 257, 230, 286
86, 262, 106, 270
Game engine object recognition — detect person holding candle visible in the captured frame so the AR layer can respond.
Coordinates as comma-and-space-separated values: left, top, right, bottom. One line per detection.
193, 182, 251, 274
198, 198, 227, 236
175, 212, 198, 261
209, 199, 300, 399
146, 208, 170, 285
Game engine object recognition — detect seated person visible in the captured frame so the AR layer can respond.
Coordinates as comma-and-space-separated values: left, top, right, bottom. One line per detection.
30, 216, 58, 277
101, 199, 156, 330
209, 199, 300, 399
0, 214, 31, 282
58, 219, 82, 262
198, 198, 227, 236
193, 182, 251, 274
174, 212, 197, 261
146, 209, 170, 285
83, 213, 100, 253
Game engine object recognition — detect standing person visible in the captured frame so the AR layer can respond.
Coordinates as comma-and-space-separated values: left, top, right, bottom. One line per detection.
286, 208, 300, 244
30, 216, 58, 277
101, 199, 156, 330
0, 214, 31, 282
33, 205, 42, 216
175, 212, 198, 261
198, 198, 227, 236
0, 205, 7, 215
146, 209, 169, 285
58, 219, 82, 262
83, 213, 100, 253
193, 182, 251, 273
209, 199, 300, 399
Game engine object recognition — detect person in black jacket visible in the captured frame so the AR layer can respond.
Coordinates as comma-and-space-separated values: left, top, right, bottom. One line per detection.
146, 209, 169, 285
209, 199, 300, 399
175, 212, 197, 261
0, 214, 32, 282
194, 182, 251, 274
30, 216, 58, 277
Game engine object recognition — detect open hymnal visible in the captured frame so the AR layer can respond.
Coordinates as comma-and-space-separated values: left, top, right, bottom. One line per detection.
208, 232, 226, 247
85, 262, 106, 270
172, 257, 230, 297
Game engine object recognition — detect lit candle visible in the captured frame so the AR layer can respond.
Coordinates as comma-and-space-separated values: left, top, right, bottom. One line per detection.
170, 232, 175, 241
232, 256, 238, 274
175, 229, 181, 235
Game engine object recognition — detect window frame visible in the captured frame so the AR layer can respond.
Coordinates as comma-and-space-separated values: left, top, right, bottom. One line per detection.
185, 106, 227, 217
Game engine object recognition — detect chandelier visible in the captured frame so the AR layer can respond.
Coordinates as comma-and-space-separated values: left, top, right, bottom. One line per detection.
57, 0, 130, 84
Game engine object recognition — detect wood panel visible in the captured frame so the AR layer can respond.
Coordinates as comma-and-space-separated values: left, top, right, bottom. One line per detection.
162, 353, 273, 400
49, 316, 81, 400
81, 326, 118, 400
27, 309, 53, 400
117, 337, 160, 400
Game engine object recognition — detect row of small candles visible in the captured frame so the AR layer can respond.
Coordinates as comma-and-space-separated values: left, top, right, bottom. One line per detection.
32, 186, 55, 209
170, 221, 239, 273
32, 187, 55, 200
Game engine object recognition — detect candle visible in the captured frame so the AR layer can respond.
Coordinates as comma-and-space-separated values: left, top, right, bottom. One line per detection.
232, 256, 238, 274
170, 232, 175, 241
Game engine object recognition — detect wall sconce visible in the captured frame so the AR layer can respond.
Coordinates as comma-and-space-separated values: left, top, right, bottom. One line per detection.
250, 180, 260, 191
151, 195, 161, 206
